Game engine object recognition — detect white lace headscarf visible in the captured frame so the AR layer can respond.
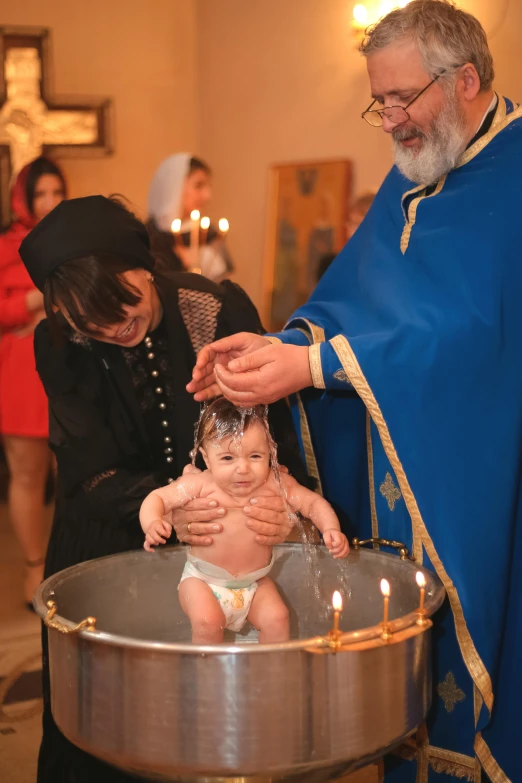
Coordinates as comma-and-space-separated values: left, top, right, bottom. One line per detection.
148, 153, 191, 232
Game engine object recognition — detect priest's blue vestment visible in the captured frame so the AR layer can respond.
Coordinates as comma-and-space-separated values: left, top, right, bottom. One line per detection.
273, 96, 522, 783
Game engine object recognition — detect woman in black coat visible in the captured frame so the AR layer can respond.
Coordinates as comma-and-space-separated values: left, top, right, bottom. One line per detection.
20, 195, 305, 783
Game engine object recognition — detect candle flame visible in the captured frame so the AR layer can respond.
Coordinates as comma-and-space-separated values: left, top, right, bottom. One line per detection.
380, 578, 390, 597
190, 210, 201, 221
332, 591, 343, 611
171, 218, 181, 233
218, 218, 229, 233
416, 571, 426, 588
200, 216, 210, 230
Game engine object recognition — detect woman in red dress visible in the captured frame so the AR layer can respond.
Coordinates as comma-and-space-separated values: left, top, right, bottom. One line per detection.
0, 157, 66, 606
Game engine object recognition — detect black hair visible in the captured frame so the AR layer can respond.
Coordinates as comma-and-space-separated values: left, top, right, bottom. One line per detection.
146, 219, 185, 274
43, 254, 145, 340
25, 157, 66, 215
189, 156, 212, 176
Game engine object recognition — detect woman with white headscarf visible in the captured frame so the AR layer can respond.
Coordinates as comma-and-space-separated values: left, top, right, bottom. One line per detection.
147, 153, 233, 282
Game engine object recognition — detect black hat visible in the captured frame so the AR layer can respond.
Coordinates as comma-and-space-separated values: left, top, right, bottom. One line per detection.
20, 195, 155, 291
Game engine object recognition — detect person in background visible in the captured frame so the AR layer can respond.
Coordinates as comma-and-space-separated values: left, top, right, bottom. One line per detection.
0, 156, 66, 608
315, 190, 377, 283
147, 153, 233, 282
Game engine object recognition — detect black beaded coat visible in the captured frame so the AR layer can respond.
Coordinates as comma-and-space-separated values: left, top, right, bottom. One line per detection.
35, 271, 305, 783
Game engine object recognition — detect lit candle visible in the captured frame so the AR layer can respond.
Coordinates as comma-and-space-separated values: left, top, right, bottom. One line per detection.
332, 590, 343, 638
171, 218, 183, 251
200, 215, 210, 246
380, 578, 391, 640
218, 217, 229, 238
190, 210, 200, 270
380, 578, 390, 623
416, 571, 427, 624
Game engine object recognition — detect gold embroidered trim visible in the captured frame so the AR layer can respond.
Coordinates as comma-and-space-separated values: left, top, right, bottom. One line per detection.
309, 343, 325, 389
400, 175, 447, 254
380, 471, 402, 511
266, 335, 282, 345
288, 317, 326, 344
475, 733, 512, 783
428, 746, 478, 782
437, 671, 466, 713
399, 99, 522, 256
456, 96, 519, 170
301, 318, 325, 344
330, 334, 422, 561
394, 739, 480, 782
333, 368, 350, 383
296, 392, 323, 496
394, 737, 417, 762
329, 333, 494, 714
366, 411, 379, 540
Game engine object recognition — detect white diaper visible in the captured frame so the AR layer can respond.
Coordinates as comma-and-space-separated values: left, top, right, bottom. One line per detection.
179, 552, 275, 633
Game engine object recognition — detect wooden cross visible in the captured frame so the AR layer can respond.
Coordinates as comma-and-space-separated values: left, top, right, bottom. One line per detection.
0, 27, 112, 224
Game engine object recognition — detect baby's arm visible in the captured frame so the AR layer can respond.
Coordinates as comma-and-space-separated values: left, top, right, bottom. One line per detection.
140, 473, 206, 551
281, 474, 349, 558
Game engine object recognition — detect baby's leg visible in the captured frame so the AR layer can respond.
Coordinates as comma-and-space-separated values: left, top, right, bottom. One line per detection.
179, 577, 226, 644
247, 577, 289, 643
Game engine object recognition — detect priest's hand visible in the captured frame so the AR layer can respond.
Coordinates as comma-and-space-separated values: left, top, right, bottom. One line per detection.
214, 342, 312, 405
186, 332, 271, 401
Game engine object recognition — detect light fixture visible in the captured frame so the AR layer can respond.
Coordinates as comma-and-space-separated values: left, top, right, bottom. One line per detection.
352, 1, 412, 41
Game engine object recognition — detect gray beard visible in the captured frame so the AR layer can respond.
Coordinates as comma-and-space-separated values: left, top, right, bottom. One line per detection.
392, 96, 469, 185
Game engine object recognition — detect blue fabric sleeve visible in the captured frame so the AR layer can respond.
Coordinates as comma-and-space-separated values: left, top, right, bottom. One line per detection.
266, 328, 311, 346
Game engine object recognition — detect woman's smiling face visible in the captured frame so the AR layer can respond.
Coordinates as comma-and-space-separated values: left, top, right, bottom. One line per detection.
58, 269, 163, 346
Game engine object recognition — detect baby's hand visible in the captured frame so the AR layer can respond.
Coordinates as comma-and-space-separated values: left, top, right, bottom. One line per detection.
144, 519, 172, 552
323, 529, 349, 559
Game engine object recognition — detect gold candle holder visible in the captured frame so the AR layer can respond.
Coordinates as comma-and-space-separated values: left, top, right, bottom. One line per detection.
380, 578, 391, 641
416, 571, 427, 626
327, 590, 343, 650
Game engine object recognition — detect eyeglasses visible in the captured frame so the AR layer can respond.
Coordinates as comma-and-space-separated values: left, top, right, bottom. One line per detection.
362, 72, 446, 128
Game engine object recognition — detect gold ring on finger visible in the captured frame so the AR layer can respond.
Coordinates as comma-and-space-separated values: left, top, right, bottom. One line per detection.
187, 522, 192, 535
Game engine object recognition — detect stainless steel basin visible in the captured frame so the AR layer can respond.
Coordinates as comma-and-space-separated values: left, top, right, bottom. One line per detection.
34, 543, 445, 782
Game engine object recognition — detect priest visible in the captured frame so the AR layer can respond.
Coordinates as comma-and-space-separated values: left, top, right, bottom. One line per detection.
188, 2, 522, 781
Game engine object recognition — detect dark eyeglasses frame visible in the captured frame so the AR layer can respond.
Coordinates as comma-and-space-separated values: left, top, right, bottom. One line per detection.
361, 71, 447, 127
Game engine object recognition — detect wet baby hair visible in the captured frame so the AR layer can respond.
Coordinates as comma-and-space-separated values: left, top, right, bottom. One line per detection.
195, 398, 268, 453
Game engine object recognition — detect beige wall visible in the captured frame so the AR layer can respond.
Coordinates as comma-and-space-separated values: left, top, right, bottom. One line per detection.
2, 0, 199, 220
2, 0, 520, 310
197, 0, 522, 312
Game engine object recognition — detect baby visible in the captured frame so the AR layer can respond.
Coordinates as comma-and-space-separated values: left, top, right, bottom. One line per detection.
140, 398, 349, 644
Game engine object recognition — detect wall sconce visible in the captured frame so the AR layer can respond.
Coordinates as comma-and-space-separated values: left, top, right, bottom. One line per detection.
352, 1, 411, 43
